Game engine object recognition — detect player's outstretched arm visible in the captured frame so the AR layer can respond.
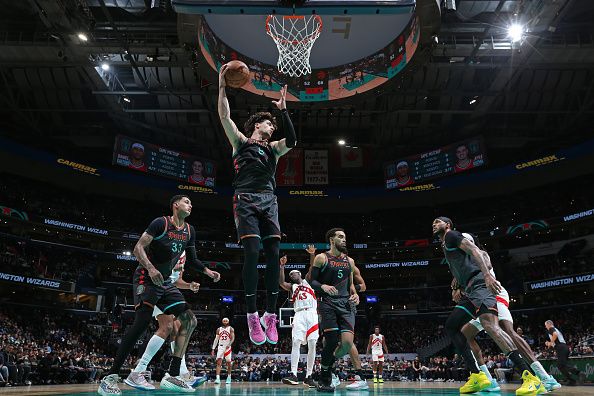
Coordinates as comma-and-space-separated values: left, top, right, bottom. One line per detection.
278, 255, 292, 291
270, 85, 297, 158
304, 245, 316, 282
218, 63, 247, 152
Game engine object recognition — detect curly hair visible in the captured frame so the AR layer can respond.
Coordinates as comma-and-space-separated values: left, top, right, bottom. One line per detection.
243, 111, 277, 135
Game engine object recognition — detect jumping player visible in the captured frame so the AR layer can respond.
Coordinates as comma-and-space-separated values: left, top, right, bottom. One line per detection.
98, 195, 220, 395
211, 318, 235, 384
279, 255, 318, 388
458, 233, 561, 392
366, 326, 388, 383
432, 217, 543, 395
218, 64, 297, 345
309, 228, 367, 392
125, 251, 207, 390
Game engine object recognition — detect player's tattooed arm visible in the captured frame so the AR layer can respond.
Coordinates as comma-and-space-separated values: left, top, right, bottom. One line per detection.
218, 63, 247, 152
134, 232, 164, 286
278, 255, 292, 291
459, 238, 501, 295
481, 250, 493, 272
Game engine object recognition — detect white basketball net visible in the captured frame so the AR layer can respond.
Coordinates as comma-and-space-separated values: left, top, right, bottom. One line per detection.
266, 15, 323, 77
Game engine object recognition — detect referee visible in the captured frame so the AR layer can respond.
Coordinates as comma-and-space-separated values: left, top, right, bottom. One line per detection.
544, 320, 585, 385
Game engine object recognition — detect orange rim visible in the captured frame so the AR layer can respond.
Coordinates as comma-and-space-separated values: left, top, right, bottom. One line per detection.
265, 14, 323, 46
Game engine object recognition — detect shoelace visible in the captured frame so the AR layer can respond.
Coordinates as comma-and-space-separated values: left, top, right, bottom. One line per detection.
248, 315, 260, 328
264, 315, 277, 327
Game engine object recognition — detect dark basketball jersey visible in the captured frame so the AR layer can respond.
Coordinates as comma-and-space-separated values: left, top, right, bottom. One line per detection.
232, 138, 277, 193
139, 216, 195, 281
318, 252, 352, 299
442, 230, 482, 287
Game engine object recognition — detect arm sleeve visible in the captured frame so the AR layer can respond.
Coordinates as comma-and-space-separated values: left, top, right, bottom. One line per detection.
145, 217, 166, 237
280, 109, 297, 148
310, 266, 323, 292
212, 334, 220, 350
445, 230, 463, 249
185, 227, 206, 273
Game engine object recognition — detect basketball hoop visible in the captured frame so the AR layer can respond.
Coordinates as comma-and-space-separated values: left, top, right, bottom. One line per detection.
265, 14, 323, 77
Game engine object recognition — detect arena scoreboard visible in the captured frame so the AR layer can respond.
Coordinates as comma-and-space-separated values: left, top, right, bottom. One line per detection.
112, 135, 216, 186
385, 137, 487, 189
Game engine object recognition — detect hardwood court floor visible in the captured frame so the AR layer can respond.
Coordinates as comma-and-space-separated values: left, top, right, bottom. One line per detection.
0, 381, 591, 396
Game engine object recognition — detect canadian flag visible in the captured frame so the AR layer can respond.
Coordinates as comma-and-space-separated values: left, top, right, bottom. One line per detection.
340, 147, 363, 168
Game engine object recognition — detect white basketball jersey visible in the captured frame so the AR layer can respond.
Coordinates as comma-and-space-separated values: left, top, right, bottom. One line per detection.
217, 326, 233, 348
371, 334, 384, 353
291, 280, 317, 310
168, 251, 185, 283
488, 265, 510, 302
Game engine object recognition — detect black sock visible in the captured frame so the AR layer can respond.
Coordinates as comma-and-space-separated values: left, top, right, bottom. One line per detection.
242, 238, 260, 313
445, 308, 480, 374
263, 238, 280, 313
507, 350, 532, 375
108, 305, 152, 375
169, 356, 182, 377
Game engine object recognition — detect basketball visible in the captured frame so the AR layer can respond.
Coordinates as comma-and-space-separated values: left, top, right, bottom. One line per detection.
225, 60, 250, 88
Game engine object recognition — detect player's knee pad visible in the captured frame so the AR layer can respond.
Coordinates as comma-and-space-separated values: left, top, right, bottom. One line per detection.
323, 330, 339, 350
242, 237, 260, 257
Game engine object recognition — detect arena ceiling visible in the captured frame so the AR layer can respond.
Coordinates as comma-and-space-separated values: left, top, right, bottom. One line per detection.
0, 0, 593, 184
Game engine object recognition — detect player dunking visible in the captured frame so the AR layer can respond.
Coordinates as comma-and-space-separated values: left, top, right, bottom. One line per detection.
309, 228, 368, 392
433, 217, 543, 395
98, 195, 220, 395
218, 64, 297, 345
211, 318, 235, 384
279, 255, 318, 388
125, 251, 208, 390
367, 326, 389, 383
458, 233, 561, 392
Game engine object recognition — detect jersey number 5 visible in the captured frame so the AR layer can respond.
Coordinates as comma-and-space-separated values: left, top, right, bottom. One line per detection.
337, 269, 344, 279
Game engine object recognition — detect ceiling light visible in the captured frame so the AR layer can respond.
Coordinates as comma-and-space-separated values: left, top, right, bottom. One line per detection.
338, 140, 346, 146
508, 24, 524, 42
101, 63, 110, 71
77, 33, 88, 42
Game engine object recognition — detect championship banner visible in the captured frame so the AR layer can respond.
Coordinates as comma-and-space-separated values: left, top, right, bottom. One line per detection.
524, 272, 594, 292
0, 272, 75, 292
276, 148, 304, 186
304, 150, 328, 185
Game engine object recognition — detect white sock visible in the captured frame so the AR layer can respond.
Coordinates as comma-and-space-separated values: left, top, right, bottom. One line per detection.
373, 371, 377, 378
216, 375, 220, 380
134, 335, 165, 372
480, 364, 494, 381
170, 341, 175, 353
291, 339, 301, 376
530, 361, 549, 380
306, 339, 316, 377
180, 355, 189, 376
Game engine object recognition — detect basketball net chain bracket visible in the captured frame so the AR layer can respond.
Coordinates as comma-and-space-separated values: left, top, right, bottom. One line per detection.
265, 14, 323, 77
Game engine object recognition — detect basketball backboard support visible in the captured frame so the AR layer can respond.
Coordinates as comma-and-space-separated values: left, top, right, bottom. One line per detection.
174, 1, 439, 102
279, 307, 295, 328
172, 0, 416, 15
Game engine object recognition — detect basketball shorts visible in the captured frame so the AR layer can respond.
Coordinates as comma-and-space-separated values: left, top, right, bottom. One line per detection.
318, 297, 356, 334
232, 192, 281, 241
216, 345, 232, 362
133, 268, 187, 317
292, 309, 319, 344
372, 351, 385, 362
456, 278, 497, 319
469, 288, 512, 331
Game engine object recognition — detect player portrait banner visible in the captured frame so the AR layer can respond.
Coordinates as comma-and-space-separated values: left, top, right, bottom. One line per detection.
304, 150, 329, 185
112, 135, 217, 186
0, 272, 75, 292
276, 148, 304, 186
524, 272, 594, 292
384, 136, 487, 189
